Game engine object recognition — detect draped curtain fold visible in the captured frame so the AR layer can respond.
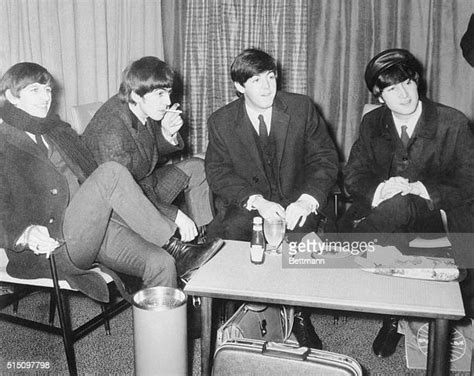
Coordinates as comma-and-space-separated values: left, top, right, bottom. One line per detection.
308, 0, 474, 160
164, 0, 473, 159
0, 0, 165, 122
180, 0, 308, 155
1, 0, 472, 159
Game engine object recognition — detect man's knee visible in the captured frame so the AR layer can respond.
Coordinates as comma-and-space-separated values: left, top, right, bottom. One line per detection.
371, 194, 414, 224
377, 194, 412, 211
223, 205, 254, 241
178, 158, 206, 181
143, 250, 177, 288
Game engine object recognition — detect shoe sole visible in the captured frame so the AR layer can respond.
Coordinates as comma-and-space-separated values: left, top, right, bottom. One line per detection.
180, 239, 225, 282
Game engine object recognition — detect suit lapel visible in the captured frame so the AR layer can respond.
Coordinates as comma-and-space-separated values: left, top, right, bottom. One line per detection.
271, 96, 290, 170
121, 107, 156, 173
0, 122, 51, 164
234, 100, 266, 175
412, 100, 437, 140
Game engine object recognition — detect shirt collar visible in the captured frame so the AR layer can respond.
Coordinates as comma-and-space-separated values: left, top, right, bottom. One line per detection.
128, 103, 147, 129
245, 104, 272, 133
391, 101, 422, 137
129, 107, 145, 130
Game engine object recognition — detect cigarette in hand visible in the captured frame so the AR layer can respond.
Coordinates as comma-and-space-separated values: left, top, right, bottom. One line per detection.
165, 109, 183, 114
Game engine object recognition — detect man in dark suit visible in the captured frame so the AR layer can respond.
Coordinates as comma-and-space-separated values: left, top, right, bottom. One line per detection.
341, 49, 474, 357
0, 62, 223, 303
205, 49, 339, 350
83, 56, 212, 243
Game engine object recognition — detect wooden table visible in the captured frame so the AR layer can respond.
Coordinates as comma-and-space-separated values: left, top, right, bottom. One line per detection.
184, 240, 466, 376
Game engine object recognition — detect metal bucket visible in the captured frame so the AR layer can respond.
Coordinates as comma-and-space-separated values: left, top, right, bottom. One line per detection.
133, 287, 187, 375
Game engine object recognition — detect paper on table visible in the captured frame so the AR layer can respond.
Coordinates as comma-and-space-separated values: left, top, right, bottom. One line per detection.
296, 232, 353, 259
354, 245, 460, 281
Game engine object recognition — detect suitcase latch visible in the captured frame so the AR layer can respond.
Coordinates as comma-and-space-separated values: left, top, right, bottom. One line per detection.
259, 319, 267, 336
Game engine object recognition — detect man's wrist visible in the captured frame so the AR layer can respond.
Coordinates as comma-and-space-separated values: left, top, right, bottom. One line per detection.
161, 128, 178, 145
297, 194, 319, 213
245, 194, 264, 211
371, 182, 386, 208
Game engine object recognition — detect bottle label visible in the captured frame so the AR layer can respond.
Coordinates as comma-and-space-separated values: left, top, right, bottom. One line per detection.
250, 245, 264, 264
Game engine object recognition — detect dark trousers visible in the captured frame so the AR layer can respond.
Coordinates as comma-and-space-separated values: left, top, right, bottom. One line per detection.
338, 194, 444, 248
208, 202, 328, 242
63, 162, 178, 288
175, 157, 213, 227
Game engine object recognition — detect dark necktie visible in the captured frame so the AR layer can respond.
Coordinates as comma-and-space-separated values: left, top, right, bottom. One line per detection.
400, 125, 410, 148
35, 134, 49, 156
258, 114, 269, 144
145, 118, 155, 137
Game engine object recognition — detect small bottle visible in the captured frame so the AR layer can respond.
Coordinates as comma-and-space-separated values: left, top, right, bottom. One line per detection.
250, 217, 265, 264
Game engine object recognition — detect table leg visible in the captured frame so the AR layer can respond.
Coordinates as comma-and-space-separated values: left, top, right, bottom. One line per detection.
426, 318, 450, 376
200, 296, 213, 376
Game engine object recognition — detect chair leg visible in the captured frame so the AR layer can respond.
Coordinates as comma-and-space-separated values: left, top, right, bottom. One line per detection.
49, 291, 56, 326
11, 285, 20, 314
11, 285, 31, 314
12, 300, 19, 314
49, 255, 77, 376
100, 304, 111, 335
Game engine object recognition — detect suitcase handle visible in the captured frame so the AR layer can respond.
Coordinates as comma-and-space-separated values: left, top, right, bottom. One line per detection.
263, 342, 311, 360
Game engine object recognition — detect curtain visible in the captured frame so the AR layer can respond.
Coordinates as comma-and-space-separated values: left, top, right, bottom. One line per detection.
181, 0, 308, 155
172, 0, 473, 159
0, 0, 165, 122
2, 0, 471, 158
307, 0, 474, 160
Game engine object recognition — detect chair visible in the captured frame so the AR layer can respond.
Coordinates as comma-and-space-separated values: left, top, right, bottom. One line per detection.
69, 101, 103, 135
0, 247, 130, 375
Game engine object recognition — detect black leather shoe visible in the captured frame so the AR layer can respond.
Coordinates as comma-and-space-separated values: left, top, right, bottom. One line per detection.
372, 317, 402, 357
163, 237, 224, 281
292, 309, 322, 349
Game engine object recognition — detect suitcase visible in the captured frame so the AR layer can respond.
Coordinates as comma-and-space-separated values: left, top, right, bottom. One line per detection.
212, 339, 363, 376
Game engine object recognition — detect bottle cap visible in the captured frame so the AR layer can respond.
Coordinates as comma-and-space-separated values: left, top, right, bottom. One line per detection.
253, 216, 263, 224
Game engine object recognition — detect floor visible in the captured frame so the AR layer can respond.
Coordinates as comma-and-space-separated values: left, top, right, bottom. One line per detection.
0, 291, 470, 375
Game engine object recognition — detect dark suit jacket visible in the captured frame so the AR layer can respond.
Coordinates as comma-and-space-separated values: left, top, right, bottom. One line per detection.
343, 99, 474, 216
82, 95, 189, 220
205, 91, 338, 212
0, 121, 112, 302
461, 14, 474, 67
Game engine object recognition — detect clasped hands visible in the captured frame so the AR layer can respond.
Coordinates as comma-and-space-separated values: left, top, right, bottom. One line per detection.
379, 176, 425, 203
253, 197, 313, 231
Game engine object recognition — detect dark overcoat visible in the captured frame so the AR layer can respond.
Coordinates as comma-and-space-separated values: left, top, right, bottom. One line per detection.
205, 91, 339, 212
343, 99, 474, 217
0, 121, 113, 302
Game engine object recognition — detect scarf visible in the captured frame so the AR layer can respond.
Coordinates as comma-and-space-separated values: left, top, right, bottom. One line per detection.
1, 101, 98, 179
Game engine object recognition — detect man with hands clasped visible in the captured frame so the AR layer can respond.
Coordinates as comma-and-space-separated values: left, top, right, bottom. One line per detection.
205, 48, 339, 350
83, 56, 213, 243
340, 49, 474, 358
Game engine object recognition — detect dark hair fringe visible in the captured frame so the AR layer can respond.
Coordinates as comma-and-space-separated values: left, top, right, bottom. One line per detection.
0, 62, 54, 105
118, 56, 174, 104
230, 48, 278, 86
372, 64, 420, 97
